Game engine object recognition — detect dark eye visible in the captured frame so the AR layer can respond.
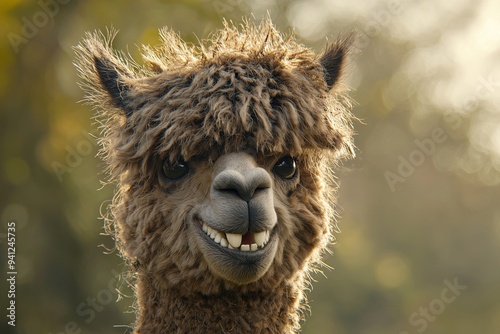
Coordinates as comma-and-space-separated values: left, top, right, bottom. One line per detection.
273, 155, 297, 179
162, 159, 189, 180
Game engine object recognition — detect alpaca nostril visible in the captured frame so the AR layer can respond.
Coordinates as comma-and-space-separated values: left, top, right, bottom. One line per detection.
213, 168, 271, 202
246, 168, 272, 200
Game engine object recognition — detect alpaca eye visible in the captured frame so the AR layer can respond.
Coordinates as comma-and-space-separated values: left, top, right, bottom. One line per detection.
162, 159, 189, 180
273, 156, 297, 179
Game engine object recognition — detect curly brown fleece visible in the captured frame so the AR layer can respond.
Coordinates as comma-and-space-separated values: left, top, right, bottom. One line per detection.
75, 18, 355, 333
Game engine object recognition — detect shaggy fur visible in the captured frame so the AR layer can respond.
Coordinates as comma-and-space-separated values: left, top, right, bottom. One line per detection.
75, 18, 355, 333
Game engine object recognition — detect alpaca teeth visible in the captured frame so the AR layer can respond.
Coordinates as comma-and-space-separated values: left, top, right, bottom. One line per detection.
226, 233, 242, 248
201, 223, 271, 252
254, 231, 266, 247
220, 238, 228, 247
214, 233, 222, 244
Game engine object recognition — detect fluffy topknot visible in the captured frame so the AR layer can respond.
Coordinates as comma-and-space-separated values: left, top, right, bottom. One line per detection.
75, 18, 354, 185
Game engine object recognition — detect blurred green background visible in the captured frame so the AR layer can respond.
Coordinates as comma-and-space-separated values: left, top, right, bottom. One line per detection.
1, 0, 499, 333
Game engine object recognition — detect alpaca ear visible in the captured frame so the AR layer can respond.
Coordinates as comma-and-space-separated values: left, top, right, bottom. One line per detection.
319, 34, 354, 90
93, 55, 134, 116
75, 31, 136, 117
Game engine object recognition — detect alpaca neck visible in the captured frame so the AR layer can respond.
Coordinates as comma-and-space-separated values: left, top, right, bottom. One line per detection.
134, 274, 302, 334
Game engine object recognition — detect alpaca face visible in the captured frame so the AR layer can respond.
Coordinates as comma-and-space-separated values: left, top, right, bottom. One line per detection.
170, 151, 300, 284
145, 147, 330, 291
76, 20, 355, 294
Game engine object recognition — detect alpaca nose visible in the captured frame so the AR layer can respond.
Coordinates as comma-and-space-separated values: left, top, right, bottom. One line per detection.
209, 153, 276, 233
213, 168, 271, 202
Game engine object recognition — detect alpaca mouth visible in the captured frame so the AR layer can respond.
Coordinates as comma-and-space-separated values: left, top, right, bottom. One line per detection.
200, 220, 272, 252
192, 215, 278, 284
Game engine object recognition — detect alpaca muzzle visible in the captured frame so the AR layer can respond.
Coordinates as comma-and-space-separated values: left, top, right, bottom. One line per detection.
191, 152, 279, 284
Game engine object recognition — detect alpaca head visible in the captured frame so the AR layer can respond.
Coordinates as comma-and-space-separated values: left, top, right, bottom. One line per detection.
76, 19, 354, 296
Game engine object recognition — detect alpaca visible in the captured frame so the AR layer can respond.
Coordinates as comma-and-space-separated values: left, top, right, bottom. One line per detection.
75, 18, 355, 333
